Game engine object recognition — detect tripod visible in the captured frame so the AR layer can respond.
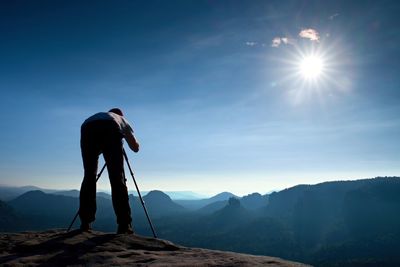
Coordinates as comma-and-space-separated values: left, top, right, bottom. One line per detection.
67, 149, 157, 238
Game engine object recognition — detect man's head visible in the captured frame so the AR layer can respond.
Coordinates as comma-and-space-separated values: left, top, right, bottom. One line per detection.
109, 108, 124, 116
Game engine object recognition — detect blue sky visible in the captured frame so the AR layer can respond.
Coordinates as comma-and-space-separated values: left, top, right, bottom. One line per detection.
0, 0, 399, 196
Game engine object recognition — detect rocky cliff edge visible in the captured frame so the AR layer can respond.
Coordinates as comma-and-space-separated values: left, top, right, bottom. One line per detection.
0, 230, 310, 266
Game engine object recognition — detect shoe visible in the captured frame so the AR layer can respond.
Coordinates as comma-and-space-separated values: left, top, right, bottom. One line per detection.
117, 223, 134, 234
80, 222, 92, 232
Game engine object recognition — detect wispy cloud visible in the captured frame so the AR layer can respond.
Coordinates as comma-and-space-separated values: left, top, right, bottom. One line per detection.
271, 37, 282, 47
245, 41, 257, 46
271, 37, 294, 47
299, 28, 320, 42
329, 13, 339, 20
281, 37, 292, 45
271, 28, 320, 48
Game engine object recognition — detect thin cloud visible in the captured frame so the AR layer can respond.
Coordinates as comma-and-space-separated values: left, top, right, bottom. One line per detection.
245, 41, 257, 46
299, 28, 320, 42
281, 37, 296, 45
329, 13, 339, 20
271, 37, 282, 47
271, 37, 294, 47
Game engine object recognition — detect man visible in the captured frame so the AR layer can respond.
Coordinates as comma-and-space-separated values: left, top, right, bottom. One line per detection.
79, 108, 139, 234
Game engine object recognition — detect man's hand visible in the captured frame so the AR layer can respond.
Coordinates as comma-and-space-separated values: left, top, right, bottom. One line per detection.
133, 142, 139, 153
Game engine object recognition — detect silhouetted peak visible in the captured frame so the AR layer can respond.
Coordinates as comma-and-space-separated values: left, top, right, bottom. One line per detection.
138, 190, 185, 218
240, 193, 268, 210
145, 190, 172, 202
19, 186, 42, 191
212, 197, 251, 223
209, 192, 237, 201
228, 197, 240, 207
242, 192, 262, 199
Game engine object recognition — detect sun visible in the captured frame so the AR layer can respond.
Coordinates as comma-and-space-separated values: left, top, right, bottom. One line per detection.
269, 37, 351, 105
299, 55, 324, 80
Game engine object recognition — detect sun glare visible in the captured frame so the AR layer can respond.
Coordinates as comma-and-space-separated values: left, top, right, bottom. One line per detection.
299, 55, 324, 80
271, 38, 351, 105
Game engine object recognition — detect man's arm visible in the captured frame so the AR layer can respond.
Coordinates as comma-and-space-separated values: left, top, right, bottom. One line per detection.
125, 131, 140, 153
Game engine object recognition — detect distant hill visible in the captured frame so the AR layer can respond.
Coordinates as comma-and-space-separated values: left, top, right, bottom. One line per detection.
265, 177, 392, 222
52, 189, 80, 198
3, 189, 188, 232
135, 190, 186, 218
175, 191, 238, 210
196, 200, 228, 214
241, 193, 269, 210
129, 191, 205, 200
6, 190, 114, 231
261, 177, 400, 265
9, 190, 77, 216
97, 192, 112, 199
0, 185, 44, 201
206, 198, 255, 230
209, 192, 238, 202
0, 200, 20, 231
8, 190, 80, 230
163, 191, 206, 200
53, 190, 112, 200
177, 191, 268, 213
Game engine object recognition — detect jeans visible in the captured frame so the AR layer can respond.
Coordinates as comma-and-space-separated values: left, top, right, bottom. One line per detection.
79, 119, 132, 225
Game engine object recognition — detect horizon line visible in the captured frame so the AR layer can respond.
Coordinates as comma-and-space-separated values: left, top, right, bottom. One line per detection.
1, 176, 399, 198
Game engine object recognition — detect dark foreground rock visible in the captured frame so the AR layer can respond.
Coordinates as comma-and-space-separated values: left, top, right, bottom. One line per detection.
0, 229, 310, 266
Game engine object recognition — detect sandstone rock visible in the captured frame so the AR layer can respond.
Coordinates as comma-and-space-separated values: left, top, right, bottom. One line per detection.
0, 229, 310, 266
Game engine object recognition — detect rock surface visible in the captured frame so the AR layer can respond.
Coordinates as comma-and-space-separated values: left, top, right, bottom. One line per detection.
0, 229, 310, 266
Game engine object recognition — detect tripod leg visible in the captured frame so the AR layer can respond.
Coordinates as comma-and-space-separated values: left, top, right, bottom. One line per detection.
66, 163, 107, 232
123, 149, 157, 238
67, 211, 80, 233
